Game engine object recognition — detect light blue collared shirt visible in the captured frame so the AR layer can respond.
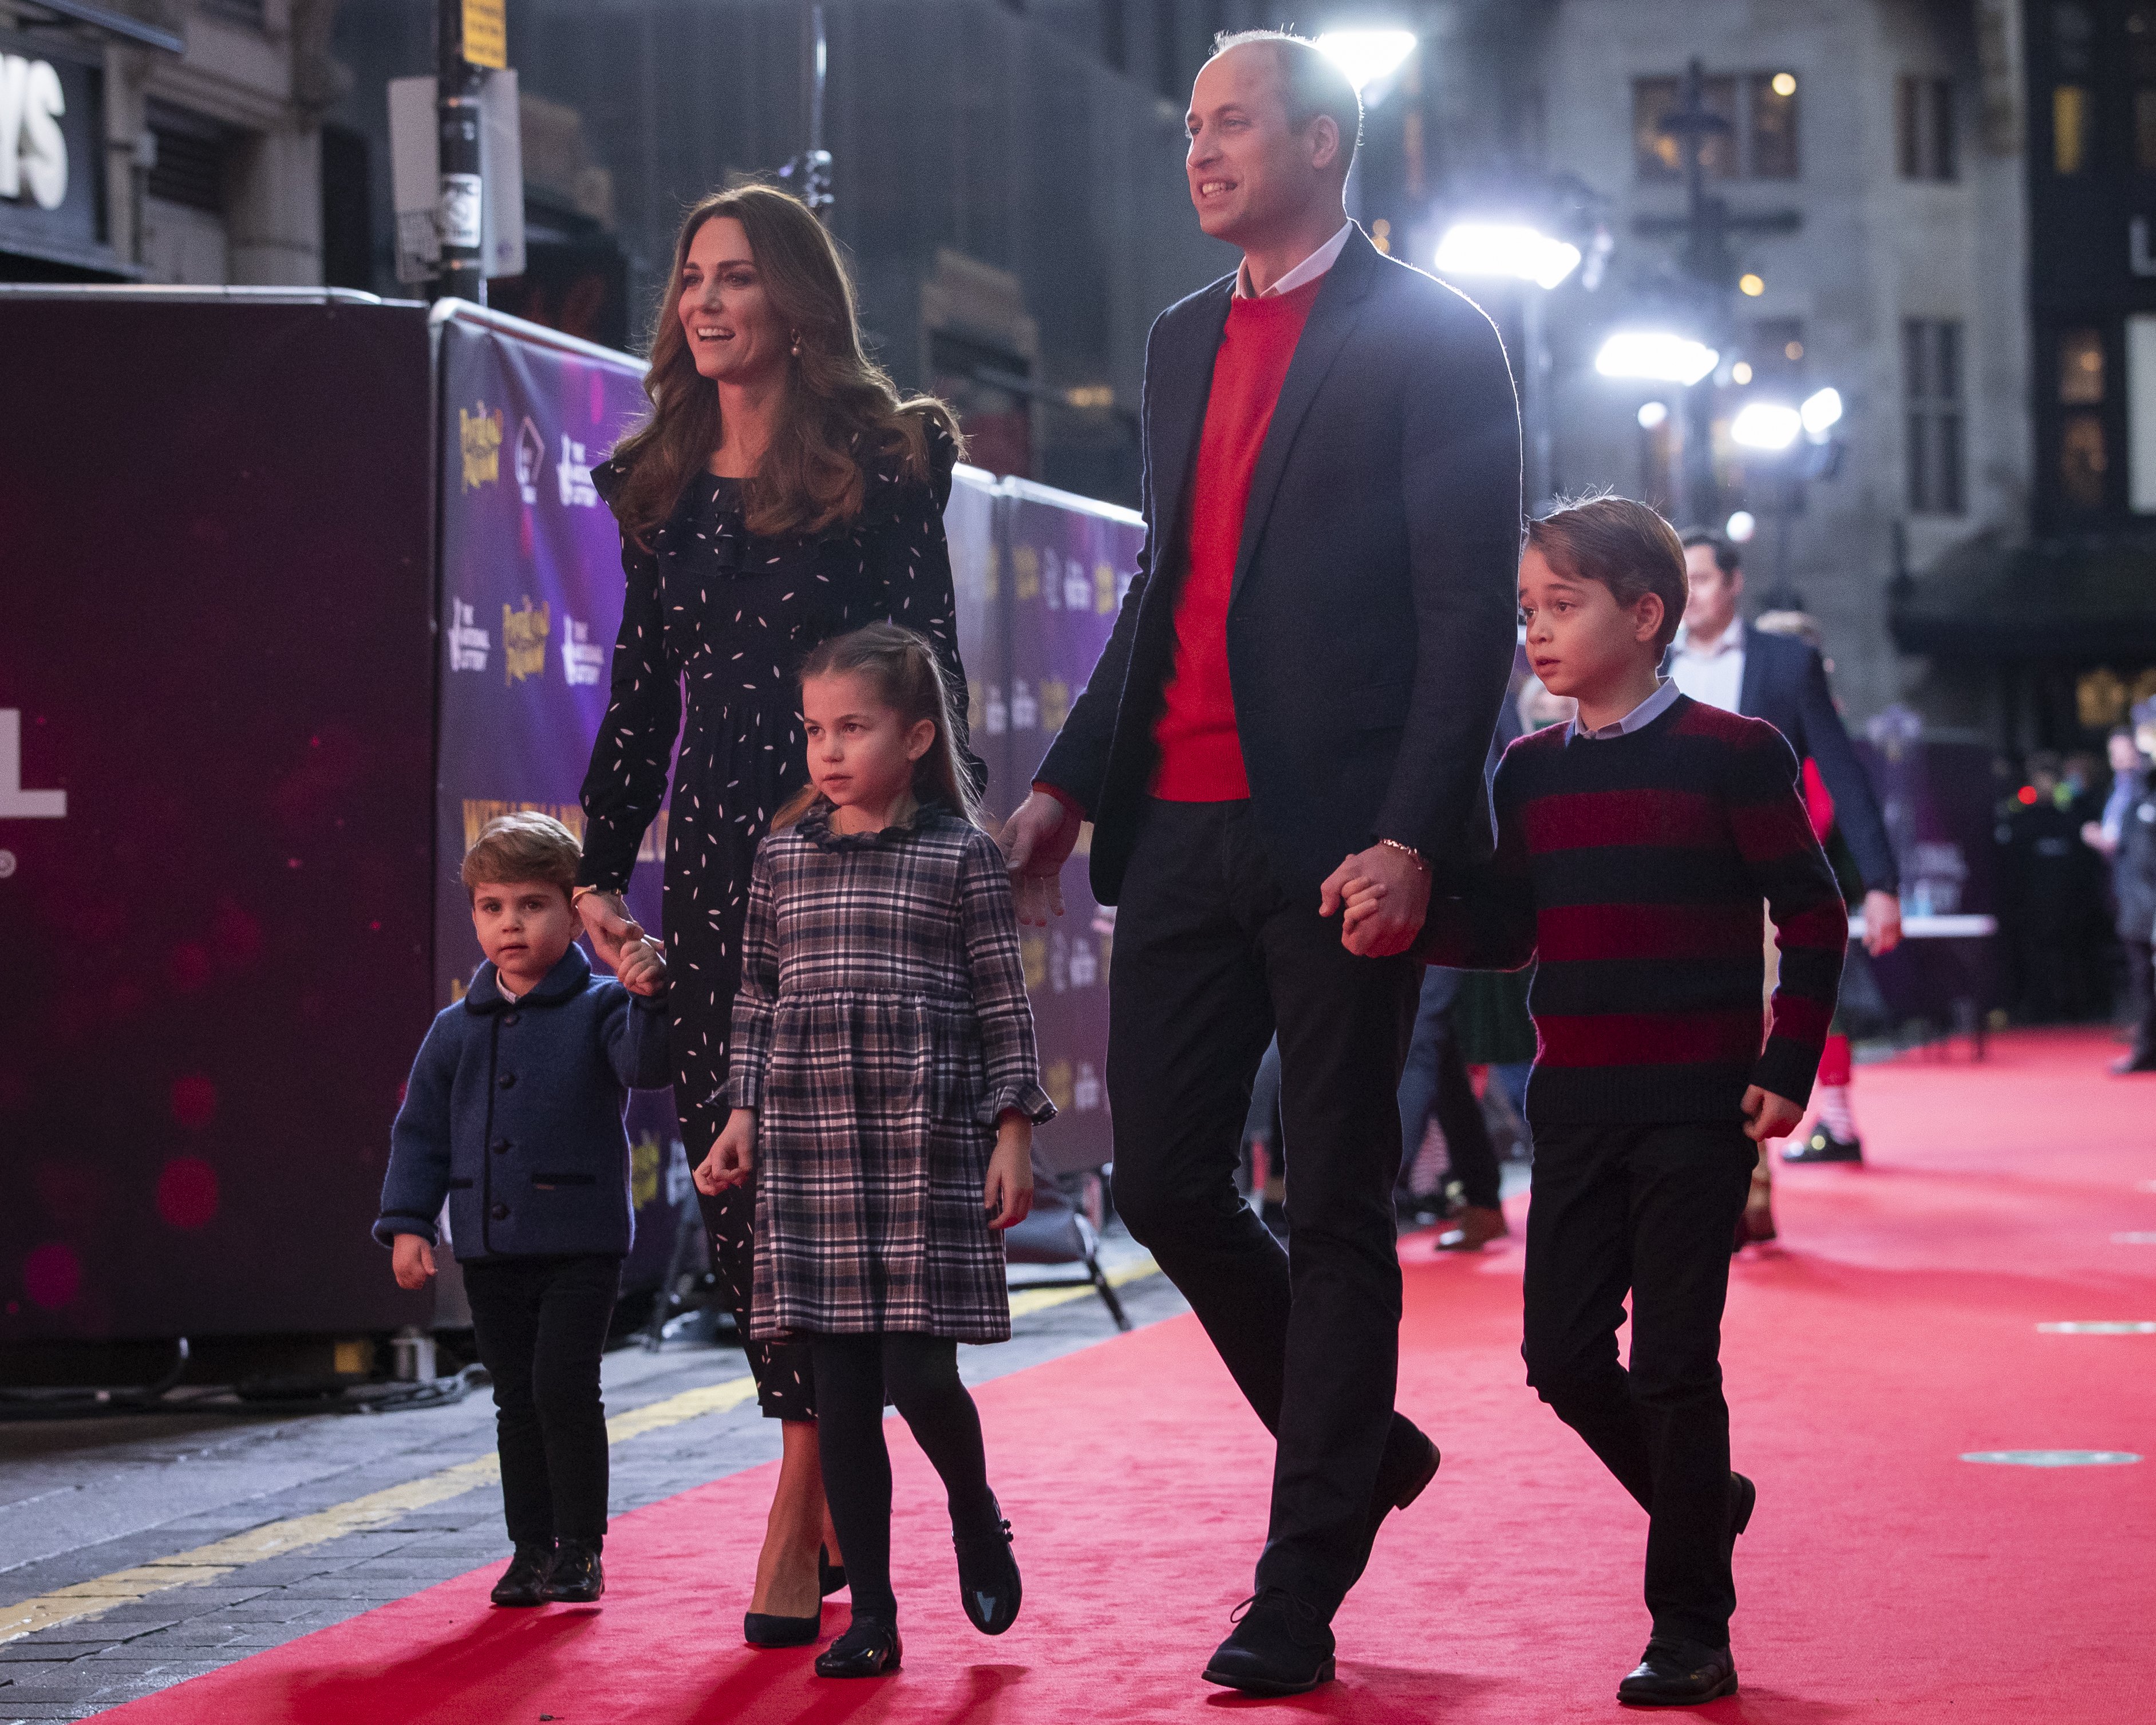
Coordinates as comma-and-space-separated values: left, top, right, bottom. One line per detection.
1567, 677, 1681, 743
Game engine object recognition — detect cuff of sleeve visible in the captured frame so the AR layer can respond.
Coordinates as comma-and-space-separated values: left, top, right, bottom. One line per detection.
1751, 1042, 1821, 1111
976, 1081, 1057, 1127
718, 1077, 760, 1112
631, 988, 670, 1011
373, 1215, 440, 1249
1032, 780, 1088, 824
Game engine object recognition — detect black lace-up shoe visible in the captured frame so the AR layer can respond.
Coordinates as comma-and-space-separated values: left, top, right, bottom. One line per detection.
1781, 1126, 1862, 1163
953, 1494, 1021, 1634
1201, 1588, 1336, 1695
814, 1616, 902, 1677
540, 1537, 605, 1603
489, 1542, 554, 1607
1728, 1471, 1756, 1549
1617, 1639, 1738, 1706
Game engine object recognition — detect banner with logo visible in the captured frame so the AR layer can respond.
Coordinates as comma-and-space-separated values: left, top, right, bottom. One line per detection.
434, 313, 688, 1284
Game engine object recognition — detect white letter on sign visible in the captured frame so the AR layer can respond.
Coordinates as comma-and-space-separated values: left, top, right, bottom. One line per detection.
21, 58, 66, 210
0, 711, 66, 818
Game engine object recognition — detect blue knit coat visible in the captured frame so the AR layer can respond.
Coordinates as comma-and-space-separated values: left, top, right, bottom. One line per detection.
374, 944, 673, 1261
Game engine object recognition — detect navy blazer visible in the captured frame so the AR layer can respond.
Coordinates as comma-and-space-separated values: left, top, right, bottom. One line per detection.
1676, 625, 1900, 897
374, 944, 673, 1261
1036, 227, 1523, 901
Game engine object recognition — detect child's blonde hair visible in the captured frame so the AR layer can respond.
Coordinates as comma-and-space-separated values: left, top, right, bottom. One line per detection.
463, 811, 582, 902
773, 623, 982, 830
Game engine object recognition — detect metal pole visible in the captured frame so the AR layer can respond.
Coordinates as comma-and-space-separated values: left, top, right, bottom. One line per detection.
437, 0, 486, 305
1522, 286, 1553, 513
780, 0, 833, 220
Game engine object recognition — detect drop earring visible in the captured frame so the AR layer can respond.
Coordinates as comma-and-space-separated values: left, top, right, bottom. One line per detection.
790, 331, 802, 357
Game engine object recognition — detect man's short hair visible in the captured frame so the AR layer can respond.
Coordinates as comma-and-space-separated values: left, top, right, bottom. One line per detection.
463, 811, 581, 903
1679, 527, 1743, 577
1209, 29, 1363, 172
1530, 494, 1689, 653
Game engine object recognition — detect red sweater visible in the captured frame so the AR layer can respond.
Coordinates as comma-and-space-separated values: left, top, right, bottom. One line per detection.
1150, 275, 1324, 800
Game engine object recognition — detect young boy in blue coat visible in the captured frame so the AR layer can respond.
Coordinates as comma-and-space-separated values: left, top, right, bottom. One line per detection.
376, 812, 671, 1608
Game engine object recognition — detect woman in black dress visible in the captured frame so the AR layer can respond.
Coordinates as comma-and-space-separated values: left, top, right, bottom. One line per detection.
572, 183, 973, 1636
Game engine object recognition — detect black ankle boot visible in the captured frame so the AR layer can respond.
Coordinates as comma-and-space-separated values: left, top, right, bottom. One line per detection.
541, 1537, 605, 1603
951, 1493, 1021, 1635
489, 1542, 554, 1608
814, 1616, 902, 1677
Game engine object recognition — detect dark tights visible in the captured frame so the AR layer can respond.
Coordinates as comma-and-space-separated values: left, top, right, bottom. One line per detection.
811, 1333, 997, 1627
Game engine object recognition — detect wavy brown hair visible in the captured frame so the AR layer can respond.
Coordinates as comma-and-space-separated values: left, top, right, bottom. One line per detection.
607, 181, 961, 542
771, 624, 983, 832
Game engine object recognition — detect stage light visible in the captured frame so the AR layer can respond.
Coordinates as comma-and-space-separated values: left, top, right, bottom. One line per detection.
1316, 30, 1417, 95
1739, 273, 1766, 297
1434, 222, 1582, 290
1594, 330, 1720, 385
1800, 386, 1844, 436
1726, 510, 1757, 543
1732, 361, 1754, 385
1731, 401, 1803, 451
1772, 72, 1797, 97
1637, 400, 1669, 429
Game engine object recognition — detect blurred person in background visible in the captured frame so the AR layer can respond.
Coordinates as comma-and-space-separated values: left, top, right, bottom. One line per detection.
1671, 534, 1901, 1207
2080, 725, 2156, 1073
2001, 751, 2109, 1024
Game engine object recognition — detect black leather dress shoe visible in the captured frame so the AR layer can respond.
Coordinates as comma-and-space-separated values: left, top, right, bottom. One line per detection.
814, 1617, 902, 1678
1617, 1639, 1738, 1706
1201, 1588, 1336, 1695
953, 1495, 1021, 1635
743, 1608, 821, 1648
1781, 1126, 1862, 1163
1728, 1471, 1756, 1546
540, 1538, 605, 1603
489, 1542, 554, 1608
1354, 1425, 1441, 1578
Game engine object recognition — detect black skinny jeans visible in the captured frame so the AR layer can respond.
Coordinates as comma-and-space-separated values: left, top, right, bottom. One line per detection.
811, 1333, 997, 1627
1521, 1122, 1754, 1647
463, 1253, 621, 1547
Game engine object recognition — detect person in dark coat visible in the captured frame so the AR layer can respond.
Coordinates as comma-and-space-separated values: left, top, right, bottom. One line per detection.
998, 31, 1521, 1694
376, 813, 672, 1610
569, 183, 977, 1633
2082, 725, 2156, 1071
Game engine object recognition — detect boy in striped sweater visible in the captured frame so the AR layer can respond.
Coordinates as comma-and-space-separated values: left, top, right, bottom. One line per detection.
1329, 496, 1845, 1707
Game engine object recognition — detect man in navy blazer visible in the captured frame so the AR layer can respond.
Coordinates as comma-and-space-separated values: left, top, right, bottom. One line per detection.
1670, 531, 1903, 1163
1000, 30, 1520, 1695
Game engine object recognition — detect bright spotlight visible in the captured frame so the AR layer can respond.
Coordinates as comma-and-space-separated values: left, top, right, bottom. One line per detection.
1731, 401, 1803, 451
1800, 386, 1844, 436
1316, 30, 1417, 95
1726, 510, 1758, 543
1434, 222, 1582, 290
1637, 400, 1670, 429
1595, 331, 1720, 386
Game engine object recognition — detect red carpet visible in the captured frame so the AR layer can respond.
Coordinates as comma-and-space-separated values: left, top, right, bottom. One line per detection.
99, 1031, 2154, 1721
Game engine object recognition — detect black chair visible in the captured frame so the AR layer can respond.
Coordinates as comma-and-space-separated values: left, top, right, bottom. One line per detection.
1004, 1155, 1131, 1332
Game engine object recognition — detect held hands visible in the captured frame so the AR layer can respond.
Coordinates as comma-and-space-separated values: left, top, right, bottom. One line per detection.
1861, 890, 1903, 958
1741, 1085, 1804, 1144
576, 888, 645, 972
984, 1112, 1036, 1230
1318, 845, 1432, 958
997, 791, 1081, 927
694, 1108, 757, 1195
391, 1233, 437, 1290
614, 933, 669, 997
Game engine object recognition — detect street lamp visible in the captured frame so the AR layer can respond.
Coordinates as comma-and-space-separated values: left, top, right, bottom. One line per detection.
1731, 401, 1802, 451
1316, 29, 1417, 96
1434, 222, 1583, 290
1594, 330, 1720, 386
1799, 386, 1843, 437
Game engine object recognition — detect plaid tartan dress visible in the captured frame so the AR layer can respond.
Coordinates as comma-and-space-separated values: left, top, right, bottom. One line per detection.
725, 799, 1056, 1343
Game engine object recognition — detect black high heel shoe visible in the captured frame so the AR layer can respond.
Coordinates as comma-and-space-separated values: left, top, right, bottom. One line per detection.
744, 1547, 847, 1646
953, 1494, 1021, 1635
820, 1545, 848, 1597
814, 1616, 902, 1677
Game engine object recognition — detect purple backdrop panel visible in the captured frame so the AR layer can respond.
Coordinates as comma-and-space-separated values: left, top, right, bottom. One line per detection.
1855, 737, 2000, 1025
999, 479, 1143, 1175
945, 465, 1009, 813
433, 313, 690, 1287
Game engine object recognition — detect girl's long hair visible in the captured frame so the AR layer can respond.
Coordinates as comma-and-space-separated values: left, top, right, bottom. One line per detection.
607, 181, 961, 542
772, 624, 984, 832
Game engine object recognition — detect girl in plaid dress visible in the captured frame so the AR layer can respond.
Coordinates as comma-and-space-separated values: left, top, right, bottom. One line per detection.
699, 623, 1055, 1678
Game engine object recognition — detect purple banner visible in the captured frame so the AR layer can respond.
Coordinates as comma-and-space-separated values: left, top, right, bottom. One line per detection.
433, 313, 688, 1288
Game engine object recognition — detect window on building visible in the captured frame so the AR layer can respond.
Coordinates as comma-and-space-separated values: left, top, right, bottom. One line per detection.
2127, 315, 2156, 511
1905, 319, 1965, 515
1749, 73, 1800, 177
2131, 6, 2156, 171
2050, 2, 2095, 174
2059, 326, 2108, 511
1897, 76, 1957, 180
2054, 85, 2092, 173
1634, 75, 1736, 180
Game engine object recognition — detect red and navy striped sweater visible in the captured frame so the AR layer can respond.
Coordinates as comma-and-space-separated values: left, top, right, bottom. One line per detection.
1417, 694, 1847, 1125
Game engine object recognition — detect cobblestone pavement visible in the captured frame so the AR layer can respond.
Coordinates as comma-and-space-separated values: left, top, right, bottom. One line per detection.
0, 1240, 1187, 1723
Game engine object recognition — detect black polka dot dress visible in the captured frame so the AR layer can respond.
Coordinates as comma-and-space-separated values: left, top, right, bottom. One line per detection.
577, 423, 976, 1420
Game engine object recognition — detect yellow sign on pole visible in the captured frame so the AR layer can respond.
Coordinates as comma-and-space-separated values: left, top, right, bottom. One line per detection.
461, 0, 507, 69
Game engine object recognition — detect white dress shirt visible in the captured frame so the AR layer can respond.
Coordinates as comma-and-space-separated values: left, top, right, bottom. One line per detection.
1567, 677, 1682, 743
1668, 620, 1747, 715
1235, 220, 1356, 299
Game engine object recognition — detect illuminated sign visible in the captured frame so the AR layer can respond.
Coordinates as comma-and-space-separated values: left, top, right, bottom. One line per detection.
0, 34, 113, 273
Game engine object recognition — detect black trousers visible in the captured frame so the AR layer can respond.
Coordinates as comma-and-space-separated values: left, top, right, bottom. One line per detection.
1521, 1122, 1754, 1648
1397, 969, 1503, 1211
812, 1333, 996, 1626
2124, 937, 2155, 1059
463, 1253, 621, 1547
1108, 798, 1421, 1615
